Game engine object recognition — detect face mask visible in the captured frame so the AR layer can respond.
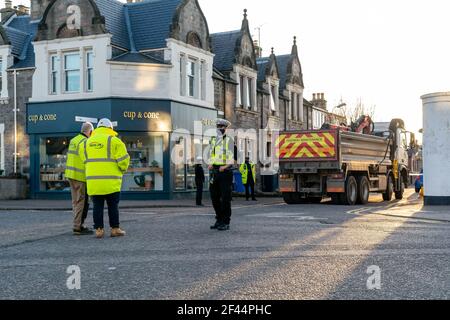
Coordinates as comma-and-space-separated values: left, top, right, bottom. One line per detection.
217, 128, 226, 136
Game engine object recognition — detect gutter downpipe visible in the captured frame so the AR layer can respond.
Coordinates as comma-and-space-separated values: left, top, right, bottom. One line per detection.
13, 69, 17, 174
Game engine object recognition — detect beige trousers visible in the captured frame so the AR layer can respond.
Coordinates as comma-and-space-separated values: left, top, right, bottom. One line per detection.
69, 179, 89, 230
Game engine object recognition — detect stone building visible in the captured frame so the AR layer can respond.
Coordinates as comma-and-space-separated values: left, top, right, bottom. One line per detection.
1, 0, 219, 199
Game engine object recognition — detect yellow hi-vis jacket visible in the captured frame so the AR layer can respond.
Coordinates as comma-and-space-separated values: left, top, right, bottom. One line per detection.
79, 127, 130, 196
65, 134, 88, 182
239, 162, 256, 184
209, 136, 234, 166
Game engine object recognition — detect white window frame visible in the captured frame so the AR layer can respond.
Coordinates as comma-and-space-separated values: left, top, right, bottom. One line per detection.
49, 54, 59, 95
85, 50, 94, 92
63, 51, 81, 93
0, 123, 4, 173
270, 85, 277, 114
187, 58, 196, 98
246, 77, 252, 110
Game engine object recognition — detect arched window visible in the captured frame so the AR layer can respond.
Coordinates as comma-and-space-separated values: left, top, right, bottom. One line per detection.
186, 32, 202, 49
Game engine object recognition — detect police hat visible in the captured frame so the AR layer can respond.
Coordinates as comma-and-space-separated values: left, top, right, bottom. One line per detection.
216, 118, 231, 128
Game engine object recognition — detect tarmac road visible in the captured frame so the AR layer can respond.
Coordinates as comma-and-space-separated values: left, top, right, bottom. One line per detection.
0, 189, 449, 300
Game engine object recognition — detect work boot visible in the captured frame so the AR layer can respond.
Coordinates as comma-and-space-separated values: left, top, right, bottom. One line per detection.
73, 226, 94, 236
210, 222, 221, 230
111, 228, 126, 238
217, 224, 230, 231
95, 228, 105, 239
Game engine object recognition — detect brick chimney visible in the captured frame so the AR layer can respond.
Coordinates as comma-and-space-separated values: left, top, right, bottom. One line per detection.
31, 0, 52, 21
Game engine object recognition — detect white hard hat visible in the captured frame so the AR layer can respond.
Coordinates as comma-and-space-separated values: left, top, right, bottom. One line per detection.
97, 118, 113, 129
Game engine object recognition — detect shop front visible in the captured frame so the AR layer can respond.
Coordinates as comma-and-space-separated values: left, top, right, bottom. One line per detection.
27, 98, 217, 199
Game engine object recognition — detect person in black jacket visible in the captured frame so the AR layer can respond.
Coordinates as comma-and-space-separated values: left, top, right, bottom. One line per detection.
195, 157, 205, 206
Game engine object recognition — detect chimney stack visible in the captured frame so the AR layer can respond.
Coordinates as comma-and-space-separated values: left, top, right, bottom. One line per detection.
312, 93, 327, 110
5, 0, 12, 9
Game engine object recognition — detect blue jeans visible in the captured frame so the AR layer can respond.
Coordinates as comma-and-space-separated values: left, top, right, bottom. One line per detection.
92, 193, 121, 229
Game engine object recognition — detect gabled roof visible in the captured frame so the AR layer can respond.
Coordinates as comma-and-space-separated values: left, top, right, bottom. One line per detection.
211, 30, 240, 71
126, 0, 182, 51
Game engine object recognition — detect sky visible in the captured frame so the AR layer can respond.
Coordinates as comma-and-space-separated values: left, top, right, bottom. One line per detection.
6, 0, 450, 136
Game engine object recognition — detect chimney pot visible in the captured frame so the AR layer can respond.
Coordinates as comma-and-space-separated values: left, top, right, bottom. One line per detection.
5, 0, 12, 9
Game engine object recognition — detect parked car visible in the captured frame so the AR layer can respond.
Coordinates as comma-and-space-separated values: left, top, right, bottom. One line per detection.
415, 170, 423, 193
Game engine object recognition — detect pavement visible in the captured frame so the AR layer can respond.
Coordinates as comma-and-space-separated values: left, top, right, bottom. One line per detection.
1, 188, 449, 300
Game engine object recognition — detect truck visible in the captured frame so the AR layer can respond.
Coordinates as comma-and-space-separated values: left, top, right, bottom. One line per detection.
278, 118, 413, 205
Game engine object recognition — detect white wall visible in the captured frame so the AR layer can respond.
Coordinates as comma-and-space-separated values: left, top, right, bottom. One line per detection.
421, 92, 450, 199
110, 62, 171, 99
166, 38, 215, 110
30, 34, 112, 102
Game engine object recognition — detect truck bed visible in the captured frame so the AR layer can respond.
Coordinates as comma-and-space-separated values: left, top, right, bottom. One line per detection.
277, 130, 391, 166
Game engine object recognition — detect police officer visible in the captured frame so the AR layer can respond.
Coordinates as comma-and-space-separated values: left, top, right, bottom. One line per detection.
65, 122, 94, 235
209, 119, 236, 231
240, 156, 257, 201
79, 119, 130, 239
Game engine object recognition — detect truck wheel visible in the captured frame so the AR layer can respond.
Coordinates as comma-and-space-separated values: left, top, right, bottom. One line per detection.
357, 176, 370, 205
395, 181, 405, 200
342, 175, 358, 206
382, 175, 394, 201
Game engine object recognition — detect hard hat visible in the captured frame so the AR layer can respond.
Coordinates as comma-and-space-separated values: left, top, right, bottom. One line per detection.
216, 118, 231, 128
97, 118, 113, 129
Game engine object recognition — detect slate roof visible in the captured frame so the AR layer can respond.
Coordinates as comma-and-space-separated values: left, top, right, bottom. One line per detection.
126, 0, 182, 51
256, 57, 270, 82
110, 52, 166, 64
95, 0, 131, 50
2, 0, 190, 68
276, 54, 291, 89
210, 30, 240, 71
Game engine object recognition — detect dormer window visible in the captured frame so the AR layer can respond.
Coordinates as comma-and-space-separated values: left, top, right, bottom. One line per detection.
270, 84, 278, 116
187, 59, 196, 97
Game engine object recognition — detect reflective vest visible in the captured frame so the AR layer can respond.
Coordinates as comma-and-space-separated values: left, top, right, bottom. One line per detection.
210, 136, 234, 166
239, 162, 256, 184
65, 134, 88, 182
79, 127, 130, 196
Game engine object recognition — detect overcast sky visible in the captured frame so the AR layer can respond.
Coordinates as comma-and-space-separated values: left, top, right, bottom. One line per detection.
7, 0, 450, 135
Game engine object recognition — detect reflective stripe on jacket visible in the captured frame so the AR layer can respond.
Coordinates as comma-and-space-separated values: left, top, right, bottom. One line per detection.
210, 136, 234, 166
79, 127, 130, 196
239, 163, 256, 184
65, 134, 87, 182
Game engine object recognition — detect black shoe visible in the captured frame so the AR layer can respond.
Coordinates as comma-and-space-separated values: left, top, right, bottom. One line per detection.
74, 227, 94, 236
252, 198, 258, 201
217, 224, 230, 231
210, 222, 220, 230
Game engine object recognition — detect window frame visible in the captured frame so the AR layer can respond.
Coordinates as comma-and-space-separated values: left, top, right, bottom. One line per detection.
49, 54, 59, 95
187, 58, 196, 98
63, 52, 81, 93
85, 50, 94, 92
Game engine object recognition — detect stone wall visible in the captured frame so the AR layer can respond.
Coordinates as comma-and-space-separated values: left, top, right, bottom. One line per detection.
0, 69, 34, 177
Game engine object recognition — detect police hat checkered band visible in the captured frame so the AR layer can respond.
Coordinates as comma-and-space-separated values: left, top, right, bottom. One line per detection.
216, 119, 231, 128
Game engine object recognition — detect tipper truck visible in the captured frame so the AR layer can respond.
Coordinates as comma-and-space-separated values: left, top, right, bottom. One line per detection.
278, 118, 413, 205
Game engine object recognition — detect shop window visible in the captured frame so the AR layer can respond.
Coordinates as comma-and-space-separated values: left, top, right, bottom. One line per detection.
121, 135, 164, 192
39, 137, 70, 191
86, 51, 94, 92
64, 52, 80, 93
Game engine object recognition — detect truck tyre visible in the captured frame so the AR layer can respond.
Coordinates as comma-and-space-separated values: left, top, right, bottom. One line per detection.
357, 176, 370, 205
342, 175, 358, 206
382, 175, 394, 201
395, 180, 405, 200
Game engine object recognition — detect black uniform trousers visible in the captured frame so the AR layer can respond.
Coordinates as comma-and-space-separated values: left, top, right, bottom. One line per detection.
196, 182, 204, 205
210, 170, 233, 225
245, 179, 256, 200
